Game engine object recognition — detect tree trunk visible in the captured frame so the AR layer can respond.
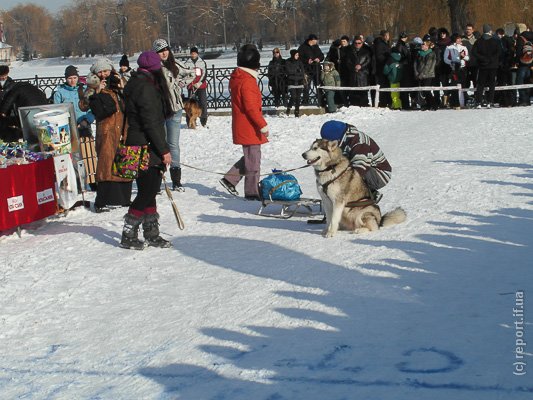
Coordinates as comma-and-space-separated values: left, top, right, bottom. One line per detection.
448, 0, 471, 34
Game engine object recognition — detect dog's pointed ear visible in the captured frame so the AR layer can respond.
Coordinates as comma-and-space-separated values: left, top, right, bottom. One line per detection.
328, 140, 339, 149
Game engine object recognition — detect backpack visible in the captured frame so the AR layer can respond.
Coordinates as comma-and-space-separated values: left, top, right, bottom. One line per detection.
519, 36, 533, 65
260, 170, 302, 201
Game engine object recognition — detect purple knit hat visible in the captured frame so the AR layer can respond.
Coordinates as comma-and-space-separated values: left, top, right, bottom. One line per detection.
137, 51, 161, 72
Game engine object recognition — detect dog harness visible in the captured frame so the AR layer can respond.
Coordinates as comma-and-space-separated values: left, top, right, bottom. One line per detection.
317, 164, 376, 208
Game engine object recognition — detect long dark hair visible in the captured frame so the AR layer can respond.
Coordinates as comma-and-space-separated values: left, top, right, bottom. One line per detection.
151, 69, 173, 119
162, 51, 179, 78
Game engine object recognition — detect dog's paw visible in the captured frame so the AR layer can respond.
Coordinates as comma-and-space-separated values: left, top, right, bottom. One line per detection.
352, 227, 371, 235
322, 228, 336, 238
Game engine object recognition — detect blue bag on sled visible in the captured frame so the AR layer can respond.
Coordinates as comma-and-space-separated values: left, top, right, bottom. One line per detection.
260, 169, 302, 201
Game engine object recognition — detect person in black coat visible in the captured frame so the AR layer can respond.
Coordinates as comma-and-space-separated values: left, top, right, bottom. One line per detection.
120, 50, 173, 250
353, 37, 372, 106
297, 34, 324, 104
267, 48, 287, 107
373, 30, 391, 107
285, 49, 306, 117
472, 24, 501, 107
0, 65, 16, 105
338, 35, 356, 106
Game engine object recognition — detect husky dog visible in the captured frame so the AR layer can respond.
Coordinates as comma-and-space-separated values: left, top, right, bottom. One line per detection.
183, 98, 202, 129
302, 139, 406, 237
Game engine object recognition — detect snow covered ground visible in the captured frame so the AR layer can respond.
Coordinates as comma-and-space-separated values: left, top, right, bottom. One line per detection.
1, 56, 532, 399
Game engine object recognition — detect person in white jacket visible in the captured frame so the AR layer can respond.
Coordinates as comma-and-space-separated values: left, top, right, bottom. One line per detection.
153, 38, 196, 191
444, 33, 470, 108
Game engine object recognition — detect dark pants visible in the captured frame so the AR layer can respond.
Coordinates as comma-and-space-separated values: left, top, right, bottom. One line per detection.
376, 73, 391, 107
475, 68, 497, 104
418, 78, 436, 109
270, 83, 286, 107
287, 88, 302, 113
190, 88, 208, 119
130, 166, 163, 214
224, 144, 261, 197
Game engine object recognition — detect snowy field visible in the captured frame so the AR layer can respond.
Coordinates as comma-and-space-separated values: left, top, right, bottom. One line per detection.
1, 55, 532, 399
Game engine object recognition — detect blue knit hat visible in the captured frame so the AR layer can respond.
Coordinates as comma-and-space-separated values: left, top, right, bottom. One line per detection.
320, 120, 348, 141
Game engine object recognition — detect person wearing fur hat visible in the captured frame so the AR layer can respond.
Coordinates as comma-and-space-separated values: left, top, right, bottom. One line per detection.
184, 46, 208, 126
219, 44, 269, 201
284, 49, 306, 117
471, 24, 501, 108
120, 50, 174, 249
152, 38, 195, 191
118, 54, 133, 84
87, 58, 132, 213
320, 120, 391, 203
53, 65, 95, 137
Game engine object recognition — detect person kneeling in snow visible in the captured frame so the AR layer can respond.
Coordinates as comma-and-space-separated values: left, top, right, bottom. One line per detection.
320, 120, 391, 203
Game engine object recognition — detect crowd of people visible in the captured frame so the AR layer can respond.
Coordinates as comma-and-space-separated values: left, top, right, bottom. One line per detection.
268, 24, 533, 112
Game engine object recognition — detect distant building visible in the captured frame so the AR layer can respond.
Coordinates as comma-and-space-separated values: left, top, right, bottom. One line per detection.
0, 19, 14, 64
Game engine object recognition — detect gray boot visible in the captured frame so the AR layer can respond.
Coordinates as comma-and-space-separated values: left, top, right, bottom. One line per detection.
143, 213, 172, 248
120, 213, 145, 250
170, 167, 184, 191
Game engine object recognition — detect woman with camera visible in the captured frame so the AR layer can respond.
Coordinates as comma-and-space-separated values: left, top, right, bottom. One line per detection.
88, 58, 133, 212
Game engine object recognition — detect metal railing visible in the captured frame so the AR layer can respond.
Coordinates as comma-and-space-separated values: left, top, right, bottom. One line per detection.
14, 65, 321, 109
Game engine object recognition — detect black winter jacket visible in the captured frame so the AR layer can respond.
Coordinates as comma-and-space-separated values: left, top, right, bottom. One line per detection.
472, 34, 501, 69
285, 57, 306, 86
123, 70, 169, 168
0, 77, 16, 104
354, 46, 372, 86
297, 41, 324, 76
373, 37, 391, 76
0, 82, 47, 117
339, 45, 356, 84
267, 57, 286, 90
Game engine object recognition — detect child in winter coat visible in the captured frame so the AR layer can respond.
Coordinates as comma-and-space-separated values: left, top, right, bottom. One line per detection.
383, 48, 403, 109
320, 61, 340, 113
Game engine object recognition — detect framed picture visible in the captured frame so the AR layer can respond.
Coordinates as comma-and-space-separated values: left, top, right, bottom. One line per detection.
18, 103, 81, 163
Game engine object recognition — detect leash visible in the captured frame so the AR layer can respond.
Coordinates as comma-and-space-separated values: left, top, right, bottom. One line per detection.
180, 162, 311, 177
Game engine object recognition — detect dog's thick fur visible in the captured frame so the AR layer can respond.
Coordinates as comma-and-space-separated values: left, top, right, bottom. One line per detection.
183, 98, 202, 129
302, 139, 406, 237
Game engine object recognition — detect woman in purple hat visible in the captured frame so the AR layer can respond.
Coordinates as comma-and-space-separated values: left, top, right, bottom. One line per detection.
119, 51, 173, 250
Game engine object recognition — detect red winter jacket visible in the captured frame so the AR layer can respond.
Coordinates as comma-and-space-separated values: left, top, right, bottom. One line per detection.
229, 67, 268, 145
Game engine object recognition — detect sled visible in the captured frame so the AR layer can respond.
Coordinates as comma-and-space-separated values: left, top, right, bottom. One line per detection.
257, 182, 322, 219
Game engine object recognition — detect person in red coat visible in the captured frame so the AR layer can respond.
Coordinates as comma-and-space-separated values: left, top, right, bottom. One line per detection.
220, 44, 269, 200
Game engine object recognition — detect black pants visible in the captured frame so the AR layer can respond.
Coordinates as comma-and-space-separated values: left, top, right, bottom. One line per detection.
475, 68, 497, 104
130, 166, 163, 213
287, 88, 302, 112
190, 88, 208, 119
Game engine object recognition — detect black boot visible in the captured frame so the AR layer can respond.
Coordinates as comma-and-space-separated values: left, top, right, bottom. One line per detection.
143, 213, 172, 248
170, 167, 184, 192
120, 213, 145, 250
200, 117, 207, 127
